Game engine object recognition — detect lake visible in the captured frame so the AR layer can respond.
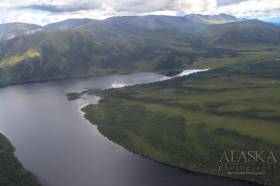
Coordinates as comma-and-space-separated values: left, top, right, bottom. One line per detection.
0, 72, 259, 186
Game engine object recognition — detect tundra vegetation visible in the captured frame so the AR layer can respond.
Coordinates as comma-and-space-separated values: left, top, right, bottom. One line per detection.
82, 60, 280, 186
1, 15, 280, 186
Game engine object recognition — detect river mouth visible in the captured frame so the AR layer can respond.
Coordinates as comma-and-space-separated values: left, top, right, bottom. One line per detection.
0, 71, 259, 186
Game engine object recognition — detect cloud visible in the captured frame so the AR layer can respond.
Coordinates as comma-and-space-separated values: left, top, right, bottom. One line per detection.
22, 1, 102, 13
0, 0, 279, 25
20, 0, 214, 14
24, 4, 87, 13
214, 0, 280, 19
217, 0, 249, 6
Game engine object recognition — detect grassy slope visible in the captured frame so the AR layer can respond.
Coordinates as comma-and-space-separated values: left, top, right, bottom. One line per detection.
188, 46, 280, 69
0, 133, 42, 186
82, 59, 280, 186
1, 18, 280, 87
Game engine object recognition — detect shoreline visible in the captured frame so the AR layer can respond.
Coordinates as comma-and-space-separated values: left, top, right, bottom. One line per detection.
80, 106, 262, 186
66, 68, 209, 101
77, 67, 277, 186
77, 69, 261, 186
0, 132, 43, 186
0, 68, 209, 90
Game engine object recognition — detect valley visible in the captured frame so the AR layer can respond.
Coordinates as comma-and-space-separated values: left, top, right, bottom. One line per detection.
1, 16, 280, 87
0, 72, 260, 186
0, 14, 280, 186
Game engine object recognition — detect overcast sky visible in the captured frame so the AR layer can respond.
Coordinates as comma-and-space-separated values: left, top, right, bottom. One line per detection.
0, 0, 279, 25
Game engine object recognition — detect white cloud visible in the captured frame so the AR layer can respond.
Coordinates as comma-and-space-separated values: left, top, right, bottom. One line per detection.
214, 0, 280, 19
217, 0, 249, 6
0, 0, 279, 25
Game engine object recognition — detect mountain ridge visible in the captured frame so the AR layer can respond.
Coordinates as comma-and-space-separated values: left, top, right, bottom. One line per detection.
203, 19, 280, 45
0, 15, 280, 86
0, 23, 41, 40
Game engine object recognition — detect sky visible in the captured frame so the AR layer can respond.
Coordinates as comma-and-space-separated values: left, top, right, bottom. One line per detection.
0, 0, 279, 25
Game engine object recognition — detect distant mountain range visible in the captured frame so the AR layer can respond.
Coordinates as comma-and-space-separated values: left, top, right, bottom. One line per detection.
0, 23, 41, 41
266, 17, 280, 25
203, 20, 280, 45
0, 14, 280, 86
185, 13, 240, 24
0, 14, 241, 41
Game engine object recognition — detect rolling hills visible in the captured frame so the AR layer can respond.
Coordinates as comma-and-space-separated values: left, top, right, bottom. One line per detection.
204, 20, 280, 45
0, 15, 280, 87
1, 13, 280, 186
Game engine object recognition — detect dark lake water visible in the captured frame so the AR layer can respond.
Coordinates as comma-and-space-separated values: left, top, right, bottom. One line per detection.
0, 72, 260, 186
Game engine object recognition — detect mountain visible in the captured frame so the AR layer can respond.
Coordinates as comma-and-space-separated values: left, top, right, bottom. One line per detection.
265, 17, 280, 25
44, 18, 95, 30
0, 15, 280, 86
272, 21, 280, 26
185, 13, 240, 24
87, 15, 207, 44
0, 28, 207, 85
44, 15, 206, 43
0, 29, 126, 84
102, 15, 205, 31
0, 23, 41, 41
203, 20, 280, 45
44, 14, 232, 32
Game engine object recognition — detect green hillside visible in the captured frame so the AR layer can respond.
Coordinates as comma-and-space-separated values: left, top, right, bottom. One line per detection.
0, 15, 280, 186
0, 133, 42, 186
1, 16, 280, 87
82, 59, 280, 186
203, 20, 280, 46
